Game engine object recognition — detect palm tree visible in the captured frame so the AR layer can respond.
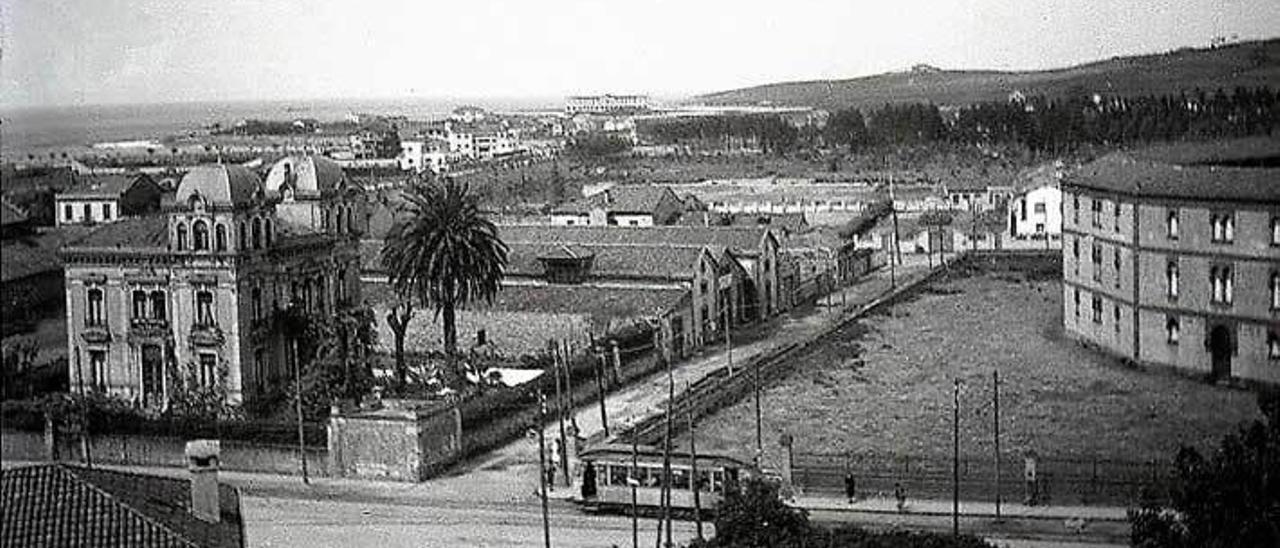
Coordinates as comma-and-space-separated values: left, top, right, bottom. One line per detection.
380, 176, 508, 389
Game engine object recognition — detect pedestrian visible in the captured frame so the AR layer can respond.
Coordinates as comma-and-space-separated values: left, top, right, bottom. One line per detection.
547, 462, 556, 492
843, 472, 857, 503
894, 482, 906, 513
1023, 449, 1039, 506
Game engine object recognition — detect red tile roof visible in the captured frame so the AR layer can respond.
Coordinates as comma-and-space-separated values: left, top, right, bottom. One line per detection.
65, 216, 170, 251
1, 464, 244, 548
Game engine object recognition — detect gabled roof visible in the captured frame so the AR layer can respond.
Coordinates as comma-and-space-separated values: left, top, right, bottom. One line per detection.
1066, 152, 1279, 203
65, 216, 169, 251
552, 186, 676, 215
499, 225, 772, 254
58, 174, 143, 200
1, 464, 244, 548
175, 165, 261, 208
508, 242, 709, 281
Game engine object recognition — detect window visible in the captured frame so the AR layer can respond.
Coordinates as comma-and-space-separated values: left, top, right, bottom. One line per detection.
1091, 199, 1102, 227
1166, 316, 1180, 345
1020, 200, 1028, 221
64, 204, 73, 221
1166, 261, 1179, 299
150, 291, 166, 320
198, 353, 217, 387
1210, 212, 1235, 243
1272, 217, 1280, 246
86, 288, 104, 326
176, 222, 188, 251
1112, 202, 1121, 232
1210, 265, 1234, 305
1033, 202, 1046, 214
1113, 305, 1121, 332
1166, 210, 1179, 240
1072, 195, 1079, 225
346, 207, 354, 235
1113, 249, 1121, 287
238, 222, 247, 250
89, 350, 107, 392
132, 290, 147, 319
196, 290, 215, 326
1035, 223, 1045, 233
83, 203, 91, 221
1091, 243, 1102, 282
1073, 288, 1080, 318
264, 219, 273, 246
215, 224, 227, 252
192, 220, 209, 251
1271, 271, 1280, 310
1270, 331, 1280, 360
102, 203, 112, 220
1072, 238, 1080, 275
252, 218, 262, 249
252, 286, 263, 321
1091, 296, 1103, 323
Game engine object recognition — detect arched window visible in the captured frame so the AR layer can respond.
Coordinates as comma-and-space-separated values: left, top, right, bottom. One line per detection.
87, 288, 104, 326
324, 208, 331, 232
264, 219, 274, 246
336, 207, 346, 234
150, 290, 166, 320
196, 290, 215, 326
238, 222, 247, 250
345, 206, 355, 235
132, 290, 148, 319
1271, 271, 1280, 310
1166, 262, 1179, 298
192, 220, 209, 251
215, 223, 227, 252
252, 286, 262, 321
252, 218, 262, 249
176, 222, 188, 251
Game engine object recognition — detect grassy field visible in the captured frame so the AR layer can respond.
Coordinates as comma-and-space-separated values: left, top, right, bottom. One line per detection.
679, 268, 1262, 470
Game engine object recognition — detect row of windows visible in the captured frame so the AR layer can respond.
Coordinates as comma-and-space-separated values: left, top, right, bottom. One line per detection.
1071, 288, 1280, 359
596, 463, 732, 493
1072, 193, 1280, 246
1162, 316, 1280, 360
176, 217, 274, 252
63, 203, 111, 222
80, 349, 221, 393
1164, 261, 1280, 308
86, 287, 215, 327
1071, 196, 1123, 233
323, 204, 357, 235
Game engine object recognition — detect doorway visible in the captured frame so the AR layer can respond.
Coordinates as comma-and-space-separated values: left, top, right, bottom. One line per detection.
141, 344, 164, 406
1209, 325, 1233, 381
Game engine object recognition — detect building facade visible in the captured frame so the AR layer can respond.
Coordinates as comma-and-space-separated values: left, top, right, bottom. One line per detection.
61, 157, 364, 408
1009, 184, 1063, 238
1061, 151, 1280, 385
56, 174, 162, 226
565, 94, 651, 115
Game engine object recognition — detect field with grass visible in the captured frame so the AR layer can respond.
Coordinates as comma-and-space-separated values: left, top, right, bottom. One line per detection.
680, 267, 1263, 471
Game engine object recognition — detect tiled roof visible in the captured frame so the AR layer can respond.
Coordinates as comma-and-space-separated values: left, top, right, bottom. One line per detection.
0, 240, 62, 282
1, 464, 243, 548
507, 241, 707, 280
1066, 152, 1279, 203
58, 174, 140, 200
552, 186, 674, 215
65, 216, 169, 251
365, 280, 686, 327
499, 225, 770, 253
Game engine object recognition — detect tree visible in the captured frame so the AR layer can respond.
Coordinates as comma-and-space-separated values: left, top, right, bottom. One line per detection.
1129, 389, 1280, 548
705, 477, 811, 547
380, 176, 509, 389
824, 108, 870, 151
299, 306, 378, 416
385, 293, 415, 389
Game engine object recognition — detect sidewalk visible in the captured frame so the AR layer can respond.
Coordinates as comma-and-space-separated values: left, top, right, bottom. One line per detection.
794, 494, 1128, 522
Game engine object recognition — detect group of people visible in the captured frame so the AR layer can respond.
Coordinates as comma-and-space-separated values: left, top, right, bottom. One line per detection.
843, 473, 908, 513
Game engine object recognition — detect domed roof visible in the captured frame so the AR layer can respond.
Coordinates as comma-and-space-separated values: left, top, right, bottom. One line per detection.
264, 155, 345, 199
175, 164, 261, 208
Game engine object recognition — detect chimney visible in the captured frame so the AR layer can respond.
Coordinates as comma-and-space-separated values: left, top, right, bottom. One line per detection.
185, 439, 221, 523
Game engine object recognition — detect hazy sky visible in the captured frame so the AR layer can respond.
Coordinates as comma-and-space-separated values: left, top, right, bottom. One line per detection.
2, 0, 1278, 107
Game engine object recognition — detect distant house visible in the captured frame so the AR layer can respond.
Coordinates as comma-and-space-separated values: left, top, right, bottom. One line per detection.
943, 178, 1016, 212
780, 229, 878, 306
1008, 184, 1062, 238
55, 174, 162, 226
1, 442, 244, 547
551, 186, 685, 227
450, 105, 488, 124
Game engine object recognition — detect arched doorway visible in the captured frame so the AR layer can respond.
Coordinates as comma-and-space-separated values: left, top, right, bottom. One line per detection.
1209, 324, 1233, 381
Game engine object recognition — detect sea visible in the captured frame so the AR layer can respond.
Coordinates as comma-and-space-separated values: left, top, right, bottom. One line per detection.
0, 97, 562, 160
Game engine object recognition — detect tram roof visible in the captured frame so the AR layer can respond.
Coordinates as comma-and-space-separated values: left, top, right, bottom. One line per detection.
580, 443, 752, 469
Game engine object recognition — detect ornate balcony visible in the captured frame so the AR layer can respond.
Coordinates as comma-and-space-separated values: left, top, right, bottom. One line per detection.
189, 324, 225, 346
129, 317, 171, 340
81, 323, 112, 343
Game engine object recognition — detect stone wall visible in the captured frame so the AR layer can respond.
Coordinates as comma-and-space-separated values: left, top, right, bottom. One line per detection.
326, 400, 462, 482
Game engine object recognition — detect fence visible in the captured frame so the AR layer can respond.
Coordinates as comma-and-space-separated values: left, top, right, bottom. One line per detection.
792, 451, 1172, 506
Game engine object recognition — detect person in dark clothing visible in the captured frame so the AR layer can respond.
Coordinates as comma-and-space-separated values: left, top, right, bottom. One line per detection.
843, 472, 857, 503
894, 482, 907, 513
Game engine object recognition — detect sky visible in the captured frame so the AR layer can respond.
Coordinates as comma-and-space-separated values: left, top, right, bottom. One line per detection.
2, 0, 1278, 108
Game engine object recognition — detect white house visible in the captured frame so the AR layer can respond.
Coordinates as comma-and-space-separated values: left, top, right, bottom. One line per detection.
398, 140, 451, 173
1008, 184, 1062, 237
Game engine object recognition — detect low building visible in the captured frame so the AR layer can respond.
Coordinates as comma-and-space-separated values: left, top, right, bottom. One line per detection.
60, 158, 364, 408
1008, 184, 1063, 238
450, 105, 488, 124
55, 174, 162, 226
1062, 145, 1280, 385
1, 442, 244, 548
551, 186, 684, 227
566, 94, 651, 115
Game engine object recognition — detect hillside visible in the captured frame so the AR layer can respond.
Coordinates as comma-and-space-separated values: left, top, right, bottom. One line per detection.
697, 39, 1280, 110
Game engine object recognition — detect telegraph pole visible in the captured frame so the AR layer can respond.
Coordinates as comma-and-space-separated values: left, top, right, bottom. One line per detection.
553, 342, 570, 489
631, 432, 639, 548
994, 370, 1002, 520
662, 349, 674, 548
538, 389, 552, 548
688, 403, 704, 542
754, 349, 763, 467
952, 378, 960, 538
596, 350, 610, 438
723, 305, 733, 377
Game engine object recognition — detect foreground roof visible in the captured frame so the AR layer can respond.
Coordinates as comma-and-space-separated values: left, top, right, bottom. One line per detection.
1066, 148, 1280, 204
1, 464, 243, 548
507, 241, 709, 281
64, 216, 169, 252
499, 225, 771, 252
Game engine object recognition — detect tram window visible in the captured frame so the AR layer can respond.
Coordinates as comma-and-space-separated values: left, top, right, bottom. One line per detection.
644, 467, 661, 487
710, 471, 724, 493
695, 470, 713, 492
610, 465, 630, 486
671, 468, 690, 490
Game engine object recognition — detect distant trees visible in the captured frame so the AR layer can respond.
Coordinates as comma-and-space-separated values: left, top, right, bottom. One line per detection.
566, 133, 632, 160
640, 114, 799, 153
824, 108, 871, 150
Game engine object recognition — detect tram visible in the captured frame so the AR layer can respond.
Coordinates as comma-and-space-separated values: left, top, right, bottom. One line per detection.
574, 443, 754, 514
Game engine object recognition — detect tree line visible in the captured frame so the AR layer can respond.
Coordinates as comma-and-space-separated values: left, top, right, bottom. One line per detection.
639, 114, 802, 153
825, 86, 1280, 153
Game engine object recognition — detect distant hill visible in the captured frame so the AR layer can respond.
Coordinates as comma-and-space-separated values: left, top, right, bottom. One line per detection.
697, 39, 1280, 111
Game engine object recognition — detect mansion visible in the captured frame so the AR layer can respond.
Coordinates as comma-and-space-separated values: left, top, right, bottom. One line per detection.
1062, 146, 1280, 385
61, 156, 364, 407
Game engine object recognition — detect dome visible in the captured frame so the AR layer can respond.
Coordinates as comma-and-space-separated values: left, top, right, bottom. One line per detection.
175, 164, 261, 208
264, 155, 345, 199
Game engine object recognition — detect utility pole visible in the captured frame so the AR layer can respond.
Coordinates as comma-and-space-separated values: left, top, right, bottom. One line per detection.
596, 350, 609, 438
723, 304, 733, 377
952, 378, 960, 538
994, 370, 1002, 520
631, 432, 639, 548
294, 338, 309, 484
889, 172, 903, 268
662, 349, 674, 548
688, 404, 704, 543
537, 389, 552, 548
562, 340, 579, 439
754, 346, 763, 467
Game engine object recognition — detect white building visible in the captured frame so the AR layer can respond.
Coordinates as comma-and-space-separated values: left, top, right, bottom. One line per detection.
566, 94, 651, 115
56, 174, 163, 227
1008, 184, 1062, 237
398, 140, 451, 174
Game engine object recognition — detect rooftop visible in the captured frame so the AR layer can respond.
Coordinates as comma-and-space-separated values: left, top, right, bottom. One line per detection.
58, 174, 142, 200
551, 185, 676, 216
2, 464, 243, 548
499, 224, 771, 253
65, 216, 169, 251
507, 241, 709, 281
1, 196, 28, 227
1067, 149, 1280, 203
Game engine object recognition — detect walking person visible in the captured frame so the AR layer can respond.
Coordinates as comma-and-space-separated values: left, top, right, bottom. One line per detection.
894, 482, 907, 513
844, 472, 857, 503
